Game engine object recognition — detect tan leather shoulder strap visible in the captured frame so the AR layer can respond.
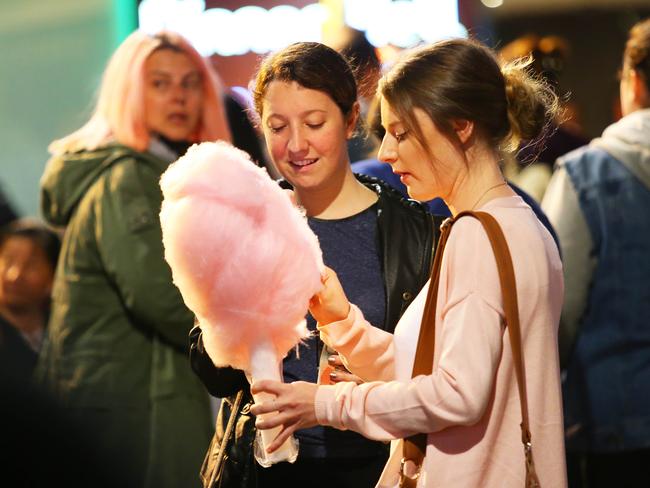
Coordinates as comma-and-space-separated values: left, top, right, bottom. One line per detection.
401, 218, 453, 487
401, 211, 540, 488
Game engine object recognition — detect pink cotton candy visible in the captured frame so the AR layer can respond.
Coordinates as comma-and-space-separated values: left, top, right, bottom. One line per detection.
160, 141, 323, 371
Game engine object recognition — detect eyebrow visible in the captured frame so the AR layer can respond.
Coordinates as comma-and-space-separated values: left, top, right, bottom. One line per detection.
382, 120, 403, 132
147, 70, 200, 78
266, 109, 328, 119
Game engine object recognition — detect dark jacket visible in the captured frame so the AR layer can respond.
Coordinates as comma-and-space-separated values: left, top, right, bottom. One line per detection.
36, 143, 213, 488
0, 315, 38, 383
190, 174, 442, 487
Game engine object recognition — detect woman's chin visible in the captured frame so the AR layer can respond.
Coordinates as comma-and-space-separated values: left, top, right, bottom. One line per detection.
406, 188, 436, 202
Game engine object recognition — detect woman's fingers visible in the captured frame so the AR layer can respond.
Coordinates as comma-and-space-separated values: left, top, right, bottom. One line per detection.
250, 380, 319, 446
327, 354, 344, 367
250, 380, 287, 417
251, 379, 284, 397
309, 266, 351, 325
327, 354, 363, 384
266, 425, 296, 453
255, 409, 298, 430
329, 370, 363, 384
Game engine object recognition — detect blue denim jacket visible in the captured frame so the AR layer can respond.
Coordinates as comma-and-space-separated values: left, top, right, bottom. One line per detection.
562, 145, 650, 452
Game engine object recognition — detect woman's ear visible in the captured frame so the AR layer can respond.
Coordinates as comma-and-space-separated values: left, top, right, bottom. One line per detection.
452, 119, 474, 144
346, 102, 361, 139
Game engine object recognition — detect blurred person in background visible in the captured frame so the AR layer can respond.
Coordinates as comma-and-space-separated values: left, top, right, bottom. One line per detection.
0, 183, 18, 227
0, 219, 59, 383
35, 30, 230, 488
542, 18, 650, 488
0, 220, 112, 487
499, 34, 589, 202
335, 27, 383, 163
224, 85, 277, 176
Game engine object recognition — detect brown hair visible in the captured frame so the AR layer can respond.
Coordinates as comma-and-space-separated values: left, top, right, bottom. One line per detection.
624, 18, 650, 85
379, 38, 559, 156
0, 219, 61, 271
252, 42, 358, 119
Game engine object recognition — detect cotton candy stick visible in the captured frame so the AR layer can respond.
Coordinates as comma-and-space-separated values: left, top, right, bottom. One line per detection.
248, 340, 299, 465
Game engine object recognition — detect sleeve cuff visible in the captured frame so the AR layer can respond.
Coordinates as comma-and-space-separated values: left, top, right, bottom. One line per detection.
314, 384, 346, 430
317, 304, 361, 348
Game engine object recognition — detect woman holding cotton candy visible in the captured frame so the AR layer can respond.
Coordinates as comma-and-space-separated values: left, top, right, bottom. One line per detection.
189, 42, 440, 487
251, 39, 567, 487
36, 31, 230, 488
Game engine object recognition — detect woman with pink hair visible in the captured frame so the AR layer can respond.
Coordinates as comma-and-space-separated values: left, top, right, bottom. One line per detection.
35, 31, 230, 488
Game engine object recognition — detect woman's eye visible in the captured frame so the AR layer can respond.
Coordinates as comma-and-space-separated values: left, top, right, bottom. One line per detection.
152, 79, 169, 89
395, 131, 408, 142
183, 77, 201, 90
306, 122, 324, 129
269, 126, 286, 133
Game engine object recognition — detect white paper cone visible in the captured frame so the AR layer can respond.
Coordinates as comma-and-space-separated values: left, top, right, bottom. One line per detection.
250, 342, 299, 466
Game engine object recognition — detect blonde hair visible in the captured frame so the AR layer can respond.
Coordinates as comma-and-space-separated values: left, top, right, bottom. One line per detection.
49, 31, 230, 155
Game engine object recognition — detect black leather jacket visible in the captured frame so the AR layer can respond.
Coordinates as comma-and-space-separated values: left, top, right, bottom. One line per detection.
189, 175, 443, 487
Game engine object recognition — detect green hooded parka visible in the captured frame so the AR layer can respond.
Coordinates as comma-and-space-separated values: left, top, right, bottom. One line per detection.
36, 143, 212, 488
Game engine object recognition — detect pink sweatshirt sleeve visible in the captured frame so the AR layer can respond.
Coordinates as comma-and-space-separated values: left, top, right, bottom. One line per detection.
318, 304, 395, 381
314, 218, 505, 439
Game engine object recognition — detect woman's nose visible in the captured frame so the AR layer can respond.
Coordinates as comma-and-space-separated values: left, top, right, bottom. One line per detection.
377, 136, 397, 164
3, 263, 21, 283
171, 83, 188, 104
288, 128, 308, 154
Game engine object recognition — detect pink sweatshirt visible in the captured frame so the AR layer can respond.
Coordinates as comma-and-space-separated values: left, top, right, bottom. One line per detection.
315, 197, 567, 487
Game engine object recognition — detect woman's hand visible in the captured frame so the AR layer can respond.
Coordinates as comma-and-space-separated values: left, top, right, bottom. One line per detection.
327, 354, 363, 384
250, 380, 319, 453
309, 266, 351, 325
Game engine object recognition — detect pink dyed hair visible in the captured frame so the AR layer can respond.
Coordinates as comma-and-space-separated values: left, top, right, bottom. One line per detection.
49, 30, 231, 155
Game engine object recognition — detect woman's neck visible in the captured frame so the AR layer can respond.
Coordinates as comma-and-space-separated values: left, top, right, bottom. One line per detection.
295, 169, 378, 219
445, 149, 514, 216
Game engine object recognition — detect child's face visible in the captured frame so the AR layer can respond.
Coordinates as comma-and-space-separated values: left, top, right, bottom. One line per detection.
0, 236, 54, 312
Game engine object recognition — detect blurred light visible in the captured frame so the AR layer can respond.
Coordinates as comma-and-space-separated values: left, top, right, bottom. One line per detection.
345, 0, 387, 31
267, 6, 301, 51
138, 0, 325, 56
138, 0, 467, 55
235, 6, 270, 54
344, 0, 466, 48
301, 3, 330, 43
481, 0, 504, 8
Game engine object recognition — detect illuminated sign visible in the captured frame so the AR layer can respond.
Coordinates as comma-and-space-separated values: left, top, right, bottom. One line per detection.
345, 0, 466, 47
138, 0, 466, 57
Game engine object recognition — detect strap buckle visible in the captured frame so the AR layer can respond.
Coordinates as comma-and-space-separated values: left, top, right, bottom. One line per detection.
399, 457, 421, 487
440, 217, 453, 232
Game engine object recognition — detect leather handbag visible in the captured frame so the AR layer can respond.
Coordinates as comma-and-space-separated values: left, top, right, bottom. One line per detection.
399, 211, 541, 488
201, 390, 258, 488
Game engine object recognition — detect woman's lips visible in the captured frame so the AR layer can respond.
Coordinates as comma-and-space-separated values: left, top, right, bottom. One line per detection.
394, 171, 412, 184
289, 158, 318, 169
168, 113, 189, 124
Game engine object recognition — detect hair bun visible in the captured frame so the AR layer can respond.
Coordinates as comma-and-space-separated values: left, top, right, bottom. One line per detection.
501, 57, 559, 152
